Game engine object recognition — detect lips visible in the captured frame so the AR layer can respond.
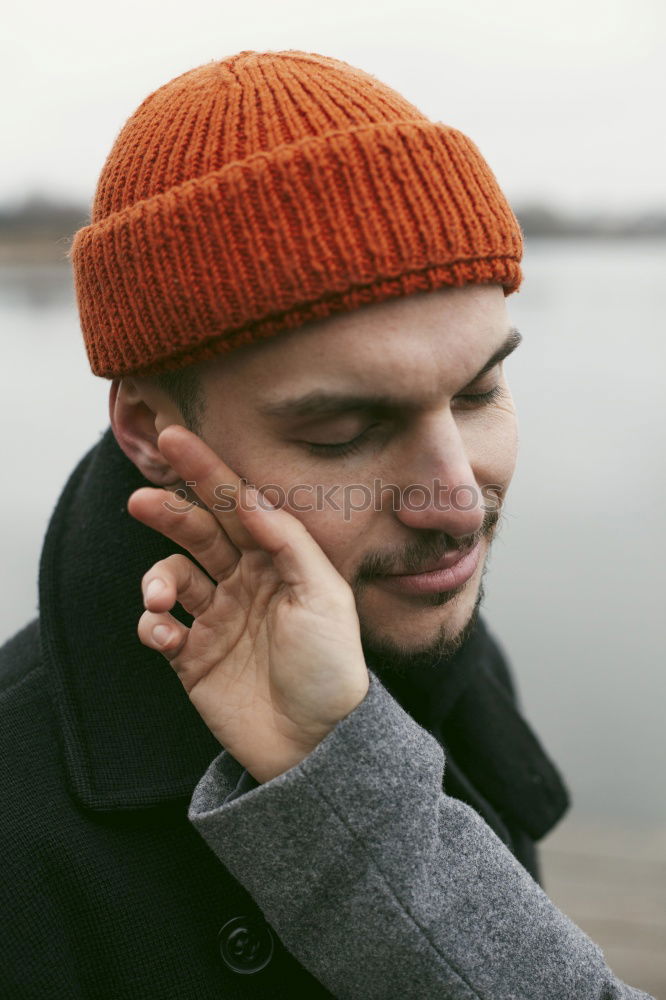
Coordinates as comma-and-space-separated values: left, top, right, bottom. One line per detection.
387, 545, 474, 577
376, 541, 482, 595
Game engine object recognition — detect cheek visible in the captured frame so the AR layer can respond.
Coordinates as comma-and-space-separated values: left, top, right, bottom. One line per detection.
287, 497, 375, 584
233, 451, 378, 583
466, 403, 519, 488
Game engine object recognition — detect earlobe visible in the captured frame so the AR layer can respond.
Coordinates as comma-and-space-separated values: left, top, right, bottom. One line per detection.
109, 378, 182, 487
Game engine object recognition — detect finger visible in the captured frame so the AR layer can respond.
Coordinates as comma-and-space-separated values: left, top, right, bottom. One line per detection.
237, 486, 348, 602
141, 553, 216, 619
138, 608, 190, 664
128, 486, 241, 582
155, 424, 260, 551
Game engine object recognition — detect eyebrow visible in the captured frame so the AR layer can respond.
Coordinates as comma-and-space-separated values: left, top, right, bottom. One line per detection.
260, 326, 523, 420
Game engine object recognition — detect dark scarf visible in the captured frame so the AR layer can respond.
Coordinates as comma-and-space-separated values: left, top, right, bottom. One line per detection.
38, 427, 569, 882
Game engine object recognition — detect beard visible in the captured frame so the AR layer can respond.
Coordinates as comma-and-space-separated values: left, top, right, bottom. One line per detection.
358, 575, 487, 683
351, 504, 501, 683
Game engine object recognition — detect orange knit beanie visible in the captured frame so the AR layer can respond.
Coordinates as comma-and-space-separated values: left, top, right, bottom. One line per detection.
70, 50, 523, 379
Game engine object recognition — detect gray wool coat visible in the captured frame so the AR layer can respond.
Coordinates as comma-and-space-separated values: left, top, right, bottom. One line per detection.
189, 671, 654, 999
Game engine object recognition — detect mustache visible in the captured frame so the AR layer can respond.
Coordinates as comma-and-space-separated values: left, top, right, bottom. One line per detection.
354, 507, 500, 581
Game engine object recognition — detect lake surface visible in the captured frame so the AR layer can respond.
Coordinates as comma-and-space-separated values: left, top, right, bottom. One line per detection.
1, 239, 665, 827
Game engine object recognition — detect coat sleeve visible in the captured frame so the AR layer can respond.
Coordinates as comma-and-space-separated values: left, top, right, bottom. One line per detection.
187, 672, 654, 1000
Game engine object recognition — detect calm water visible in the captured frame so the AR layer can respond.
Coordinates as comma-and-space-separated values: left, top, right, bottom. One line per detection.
1, 240, 664, 825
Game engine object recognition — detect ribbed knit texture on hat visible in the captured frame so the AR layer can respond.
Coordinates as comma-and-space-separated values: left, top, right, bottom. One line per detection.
70, 50, 523, 378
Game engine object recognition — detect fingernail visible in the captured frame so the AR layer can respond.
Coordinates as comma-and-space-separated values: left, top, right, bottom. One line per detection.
145, 579, 165, 603
152, 624, 171, 645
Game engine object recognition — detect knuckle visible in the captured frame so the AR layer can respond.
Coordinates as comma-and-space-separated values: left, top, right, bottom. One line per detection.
143, 553, 190, 588
164, 552, 190, 572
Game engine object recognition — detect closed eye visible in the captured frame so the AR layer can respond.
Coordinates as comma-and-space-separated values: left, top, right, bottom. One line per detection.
302, 385, 505, 459
453, 383, 505, 409
303, 423, 381, 459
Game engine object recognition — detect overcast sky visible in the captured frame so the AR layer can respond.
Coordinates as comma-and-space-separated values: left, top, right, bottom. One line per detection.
3, 0, 664, 213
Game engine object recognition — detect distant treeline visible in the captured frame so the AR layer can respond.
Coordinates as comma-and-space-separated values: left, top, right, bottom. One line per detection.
0, 196, 89, 246
1, 194, 665, 250
515, 203, 666, 238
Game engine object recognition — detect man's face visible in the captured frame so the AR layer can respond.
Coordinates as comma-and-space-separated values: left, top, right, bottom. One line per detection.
154, 284, 520, 675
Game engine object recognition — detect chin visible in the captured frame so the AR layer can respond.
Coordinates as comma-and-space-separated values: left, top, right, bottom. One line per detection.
359, 586, 485, 678
358, 570, 485, 664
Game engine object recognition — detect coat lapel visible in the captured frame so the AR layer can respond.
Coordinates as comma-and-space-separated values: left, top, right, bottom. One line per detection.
38, 428, 221, 811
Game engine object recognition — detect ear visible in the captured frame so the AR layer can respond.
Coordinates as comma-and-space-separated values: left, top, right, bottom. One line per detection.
109, 378, 184, 486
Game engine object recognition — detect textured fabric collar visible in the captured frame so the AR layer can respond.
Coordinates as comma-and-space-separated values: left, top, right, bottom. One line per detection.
38, 427, 221, 811
39, 426, 569, 843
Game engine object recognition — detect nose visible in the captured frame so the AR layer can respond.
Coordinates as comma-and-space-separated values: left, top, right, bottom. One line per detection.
390, 411, 486, 539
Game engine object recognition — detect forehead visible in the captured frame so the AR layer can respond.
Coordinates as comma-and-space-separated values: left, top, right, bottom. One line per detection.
203, 284, 509, 406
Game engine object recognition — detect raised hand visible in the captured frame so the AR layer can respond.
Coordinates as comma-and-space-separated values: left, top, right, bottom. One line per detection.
127, 424, 370, 784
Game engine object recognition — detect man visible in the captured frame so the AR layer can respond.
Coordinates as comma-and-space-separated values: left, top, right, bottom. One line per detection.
0, 50, 651, 998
